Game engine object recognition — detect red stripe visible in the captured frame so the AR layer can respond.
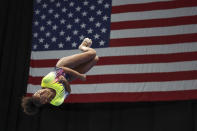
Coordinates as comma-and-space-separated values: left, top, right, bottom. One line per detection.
30, 51, 197, 67
110, 33, 197, 47
111, 15, 197, 30
111, 0, 197, 14
28, 70, 197, 85
26, 89, 197, 103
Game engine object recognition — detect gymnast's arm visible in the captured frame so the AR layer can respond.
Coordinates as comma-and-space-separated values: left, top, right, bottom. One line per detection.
59, 66, 86, 81
58, 75, 71, 93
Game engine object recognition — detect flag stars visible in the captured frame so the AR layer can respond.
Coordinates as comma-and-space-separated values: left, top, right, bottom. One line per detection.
52, 25, 58, 30
35, 9, 40, 15
83, 1, 89, 6
39, 38, 44, 43
76, 6, 81, 12
47, 20, 52, 25
66, 36, 71, 41
67, 24, 72, 29
79, 35, 85, 40
34, 21, 39, 26
54, 13, 59, 18
51, 37, 57, 42
33, 44, 38, 49
73, 30, 78, 35
103, 15, 109, 21
101, 28, 107, 33
90, 5, 95, 10
41, 14, 46, 20
80, 23, 86, 28
104, 3, 110, 8
97, 0, 103, 4
74, 18, 80, 23
48, 9, 54, 14
99, 40, 105, 46
62, 8, 67, 13
69, 2, 75, 7
89, 16, 94, 22
40, 26, 45, 31
95, 22, 101, 27
58, 42, 64, 48
37, 0, 41, 3
50, 0, 55, 2
46, 32, 51, 37
60, 19, 66, 24
60, 30, 65, 36
82, 11, 87, 17
56, 2, 61, 7
87, 28, 93, 34
68, 12, 73, 18
72, 42, 77, 47
44, 43, 49, 49
33, 33, 38, 38
94, 34, 100, 39
42, 3, 47, 8
96, 10, 102, 15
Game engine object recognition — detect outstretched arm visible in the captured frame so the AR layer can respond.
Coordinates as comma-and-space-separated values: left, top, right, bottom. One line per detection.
59, 66, 86, 81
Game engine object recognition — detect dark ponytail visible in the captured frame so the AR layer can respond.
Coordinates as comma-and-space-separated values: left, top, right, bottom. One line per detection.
21, 96, 42, 115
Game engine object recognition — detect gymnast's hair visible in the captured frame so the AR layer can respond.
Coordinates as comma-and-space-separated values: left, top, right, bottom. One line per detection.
21, 96, 42, 115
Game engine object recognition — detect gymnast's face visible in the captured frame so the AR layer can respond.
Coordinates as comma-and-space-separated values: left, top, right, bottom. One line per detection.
33, 89, 52, 104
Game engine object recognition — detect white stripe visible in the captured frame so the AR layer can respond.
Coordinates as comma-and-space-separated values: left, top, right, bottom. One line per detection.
30, 42, 197, 59
29, 61, 197, 76
112, 0, 171, 6
111, 7, 197, 22
110, 24, 197, 39
27, 80, 197, 94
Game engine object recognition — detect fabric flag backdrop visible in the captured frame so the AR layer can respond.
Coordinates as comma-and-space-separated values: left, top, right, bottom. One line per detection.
27, 0, 197, 103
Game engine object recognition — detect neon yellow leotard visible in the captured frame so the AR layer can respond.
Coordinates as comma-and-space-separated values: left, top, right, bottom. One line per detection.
41, 71, 69, 106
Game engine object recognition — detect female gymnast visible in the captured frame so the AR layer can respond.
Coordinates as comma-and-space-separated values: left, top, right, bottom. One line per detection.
21, 38, 99, 115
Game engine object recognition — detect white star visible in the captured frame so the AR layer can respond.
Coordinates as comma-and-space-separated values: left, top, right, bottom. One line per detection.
37, 0, 41, 3
83, 1, 89, 6
95, 22, 101, 27
73, 30, 78, 35
80, 23, 86, 28
103, 15, 109, 21
79, 35, 85, 40
58, 42, 64, 48
60, 19, 66, 24
62, 8, 67, 13
74, 18, 80, 23
42, 3, 47, 8
69, 2, 75, 7
34, 21, 39, 26
40, 26, 45, 31
94, 34, 100, 39
35, 9, 40, 15
68, 12, 73, 18
96, 10, 102, 15
51, 37, 57, 42
52, 25, 58, 30
89, 16, 94, 22
44, 43, 49, 49
67, 24, 72, 29
104, 3, 110, 8
56, 2, 61, 7
46, 32, 51, 37
41, 14, 46, 20
33, 33, 38, 38
90, 5, 95, 10
97, 0, 103, 4
48, 9, 53, 14
47, 20, 52, 25
50, 0, 55, 2
87, 28, 93, 34
66, 36, 71, 41
33, 44, 37, 49
72, 42, 77, 47
99, 40, 105, 46
101, 28, 107, 33
39, 38, 44, 43
60, 30, 65, 36
54, 13, 59, 18
82, 11, 87, 16
76, 6, 81, 12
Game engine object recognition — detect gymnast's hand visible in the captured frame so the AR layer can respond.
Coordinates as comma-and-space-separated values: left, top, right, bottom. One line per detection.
80, 74, 86, 81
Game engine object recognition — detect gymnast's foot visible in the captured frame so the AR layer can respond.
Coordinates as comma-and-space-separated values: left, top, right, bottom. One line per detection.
79, 38, 92, 51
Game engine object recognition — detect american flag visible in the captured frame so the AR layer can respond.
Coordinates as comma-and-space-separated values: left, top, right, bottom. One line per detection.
27, 0, 197, 103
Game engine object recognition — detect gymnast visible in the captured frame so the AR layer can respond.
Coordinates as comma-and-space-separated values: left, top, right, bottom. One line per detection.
21, 38, 99, 115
